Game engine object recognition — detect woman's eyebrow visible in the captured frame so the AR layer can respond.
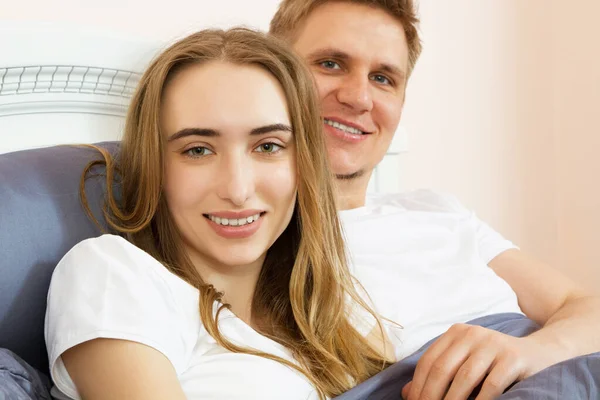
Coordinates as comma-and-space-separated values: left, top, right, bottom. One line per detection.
168, 128, 218, 142
250, 123, 292, 135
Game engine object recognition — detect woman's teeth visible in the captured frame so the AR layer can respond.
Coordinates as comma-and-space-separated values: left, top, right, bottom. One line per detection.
325, 119, 365, 135
208, 213, 261, 227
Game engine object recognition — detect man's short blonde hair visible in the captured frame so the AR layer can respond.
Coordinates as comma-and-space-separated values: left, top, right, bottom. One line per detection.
270, 0, 422, 77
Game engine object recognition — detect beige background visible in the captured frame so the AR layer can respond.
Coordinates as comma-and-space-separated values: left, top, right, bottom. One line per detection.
401, 1, 600, 293
2, 0, 598, 292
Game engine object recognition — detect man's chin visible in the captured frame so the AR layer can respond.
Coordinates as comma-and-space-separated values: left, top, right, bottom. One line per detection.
334, 170, 365, 180
329, 158, 368, 180
327, 149, 367, 178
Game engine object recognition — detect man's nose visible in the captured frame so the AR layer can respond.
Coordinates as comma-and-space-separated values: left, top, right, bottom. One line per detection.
336, 73, 374, 113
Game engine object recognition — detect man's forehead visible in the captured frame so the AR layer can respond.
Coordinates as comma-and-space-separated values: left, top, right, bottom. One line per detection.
292, 1, 409, 71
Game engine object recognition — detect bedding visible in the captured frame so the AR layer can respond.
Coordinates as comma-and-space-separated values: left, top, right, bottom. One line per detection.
335, 313, 600, 400
0, 142, 119, 374
0, 348, 52, 400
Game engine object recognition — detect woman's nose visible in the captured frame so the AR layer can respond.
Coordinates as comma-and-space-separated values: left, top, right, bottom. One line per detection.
216, 155, 255, 206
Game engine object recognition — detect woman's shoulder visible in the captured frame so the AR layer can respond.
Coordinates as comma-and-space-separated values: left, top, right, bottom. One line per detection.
62, 234, 156, 271
55, 234, 198, 303
46, 234, 203, 390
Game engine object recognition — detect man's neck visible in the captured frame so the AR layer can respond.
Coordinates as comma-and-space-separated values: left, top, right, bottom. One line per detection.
335, 174, 370, 210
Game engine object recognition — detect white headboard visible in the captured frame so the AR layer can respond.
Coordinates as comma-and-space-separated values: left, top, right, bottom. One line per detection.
0, 21, 405, 193
0, 22, 158, 153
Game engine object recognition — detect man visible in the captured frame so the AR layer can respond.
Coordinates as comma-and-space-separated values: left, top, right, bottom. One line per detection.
270, 1, 600, 399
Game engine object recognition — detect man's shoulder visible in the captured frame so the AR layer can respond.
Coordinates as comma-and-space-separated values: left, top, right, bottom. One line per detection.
365, 189, 470, 214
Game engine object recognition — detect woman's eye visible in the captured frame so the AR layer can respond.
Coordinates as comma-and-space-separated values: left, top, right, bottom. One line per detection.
255, 143, 282, 153
320, 60, 341, 70
370, 74, 392, 85
184, 146, 214, 158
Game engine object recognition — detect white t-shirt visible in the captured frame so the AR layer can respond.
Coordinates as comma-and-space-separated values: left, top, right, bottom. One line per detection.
45, 189, 523, 398
340, 189, 523, 360
45, 235, 322, 400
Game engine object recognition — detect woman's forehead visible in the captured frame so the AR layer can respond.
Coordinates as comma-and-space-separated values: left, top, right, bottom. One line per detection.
161, 62, 291, 138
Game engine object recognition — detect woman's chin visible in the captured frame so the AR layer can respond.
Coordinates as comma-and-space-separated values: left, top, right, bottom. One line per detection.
212, 251, 267, 270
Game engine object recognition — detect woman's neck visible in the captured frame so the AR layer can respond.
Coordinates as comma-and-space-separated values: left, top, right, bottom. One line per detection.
187, 249, 265, 326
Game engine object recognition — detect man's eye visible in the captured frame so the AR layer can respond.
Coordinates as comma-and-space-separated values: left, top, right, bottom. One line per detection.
370, 74, 392, 85
255, 143, 282, 153
184, 146, 214, 158
320, 60, 341, 70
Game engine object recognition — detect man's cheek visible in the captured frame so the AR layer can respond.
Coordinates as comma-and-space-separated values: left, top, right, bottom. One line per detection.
311, 74, 337, 99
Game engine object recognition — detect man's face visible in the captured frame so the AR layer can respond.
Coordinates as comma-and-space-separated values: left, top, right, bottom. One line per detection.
292, 1, 410, 180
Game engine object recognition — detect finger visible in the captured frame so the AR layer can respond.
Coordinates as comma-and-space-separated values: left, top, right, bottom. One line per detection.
444, 350, 496, 400
401, 381, 411, 399
475, 356, 522, 400
410, 327, 475, 400
408, 328, 462, 400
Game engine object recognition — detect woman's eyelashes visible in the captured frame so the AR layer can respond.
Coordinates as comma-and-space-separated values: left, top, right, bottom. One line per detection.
181, 141, 285, 159
183, 146, 214, 158
254, 142, 283, 154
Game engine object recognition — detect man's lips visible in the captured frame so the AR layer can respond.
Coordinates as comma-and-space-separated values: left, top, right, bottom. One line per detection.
323, 117, 373, 135
323, 118, 374, 143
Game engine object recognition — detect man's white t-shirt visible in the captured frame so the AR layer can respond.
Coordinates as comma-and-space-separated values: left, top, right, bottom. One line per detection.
340, 189, 524, 360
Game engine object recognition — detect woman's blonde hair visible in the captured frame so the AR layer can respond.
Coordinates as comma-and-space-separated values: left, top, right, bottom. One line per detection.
81, 28, 389, 398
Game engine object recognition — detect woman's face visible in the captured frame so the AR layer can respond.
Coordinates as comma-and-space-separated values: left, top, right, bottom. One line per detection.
161, 61, 297, 271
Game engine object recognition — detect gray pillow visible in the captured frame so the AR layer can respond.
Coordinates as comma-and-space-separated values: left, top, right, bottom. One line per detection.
0, 142, 118, 375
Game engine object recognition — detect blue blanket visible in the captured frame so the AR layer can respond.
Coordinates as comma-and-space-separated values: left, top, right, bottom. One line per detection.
0, 348, 52, 400
2, 313, 598, 399
335, 313, 600, 400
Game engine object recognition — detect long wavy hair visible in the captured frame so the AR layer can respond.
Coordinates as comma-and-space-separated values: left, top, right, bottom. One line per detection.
80, 28, 389, 398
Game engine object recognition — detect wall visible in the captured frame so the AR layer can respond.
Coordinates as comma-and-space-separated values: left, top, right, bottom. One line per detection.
552, 0, 600, 292
0, 0, 280, 41
401, 1, 599, 292
1, 0, 598, 291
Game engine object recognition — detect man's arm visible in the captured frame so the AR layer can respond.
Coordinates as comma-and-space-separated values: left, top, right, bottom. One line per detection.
489, 248, 600, 361
403, 249, 600, 400
62, 338, 187, 400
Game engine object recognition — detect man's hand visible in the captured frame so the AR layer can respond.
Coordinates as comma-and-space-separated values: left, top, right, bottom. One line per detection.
401, 323, 559, 400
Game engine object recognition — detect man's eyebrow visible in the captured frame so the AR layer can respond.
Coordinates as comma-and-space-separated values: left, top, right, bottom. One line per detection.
306, 47, 407, 80
306, 47, 351, 63
379, 64, 407, 83
168, 124, 292, 142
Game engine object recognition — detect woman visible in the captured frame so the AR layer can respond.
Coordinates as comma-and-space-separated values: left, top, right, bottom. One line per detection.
44, 28, 394, 400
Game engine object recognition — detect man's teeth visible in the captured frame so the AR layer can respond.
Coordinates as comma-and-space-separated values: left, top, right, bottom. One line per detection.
209, 213, 261, 227
325, 119, 364, 135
